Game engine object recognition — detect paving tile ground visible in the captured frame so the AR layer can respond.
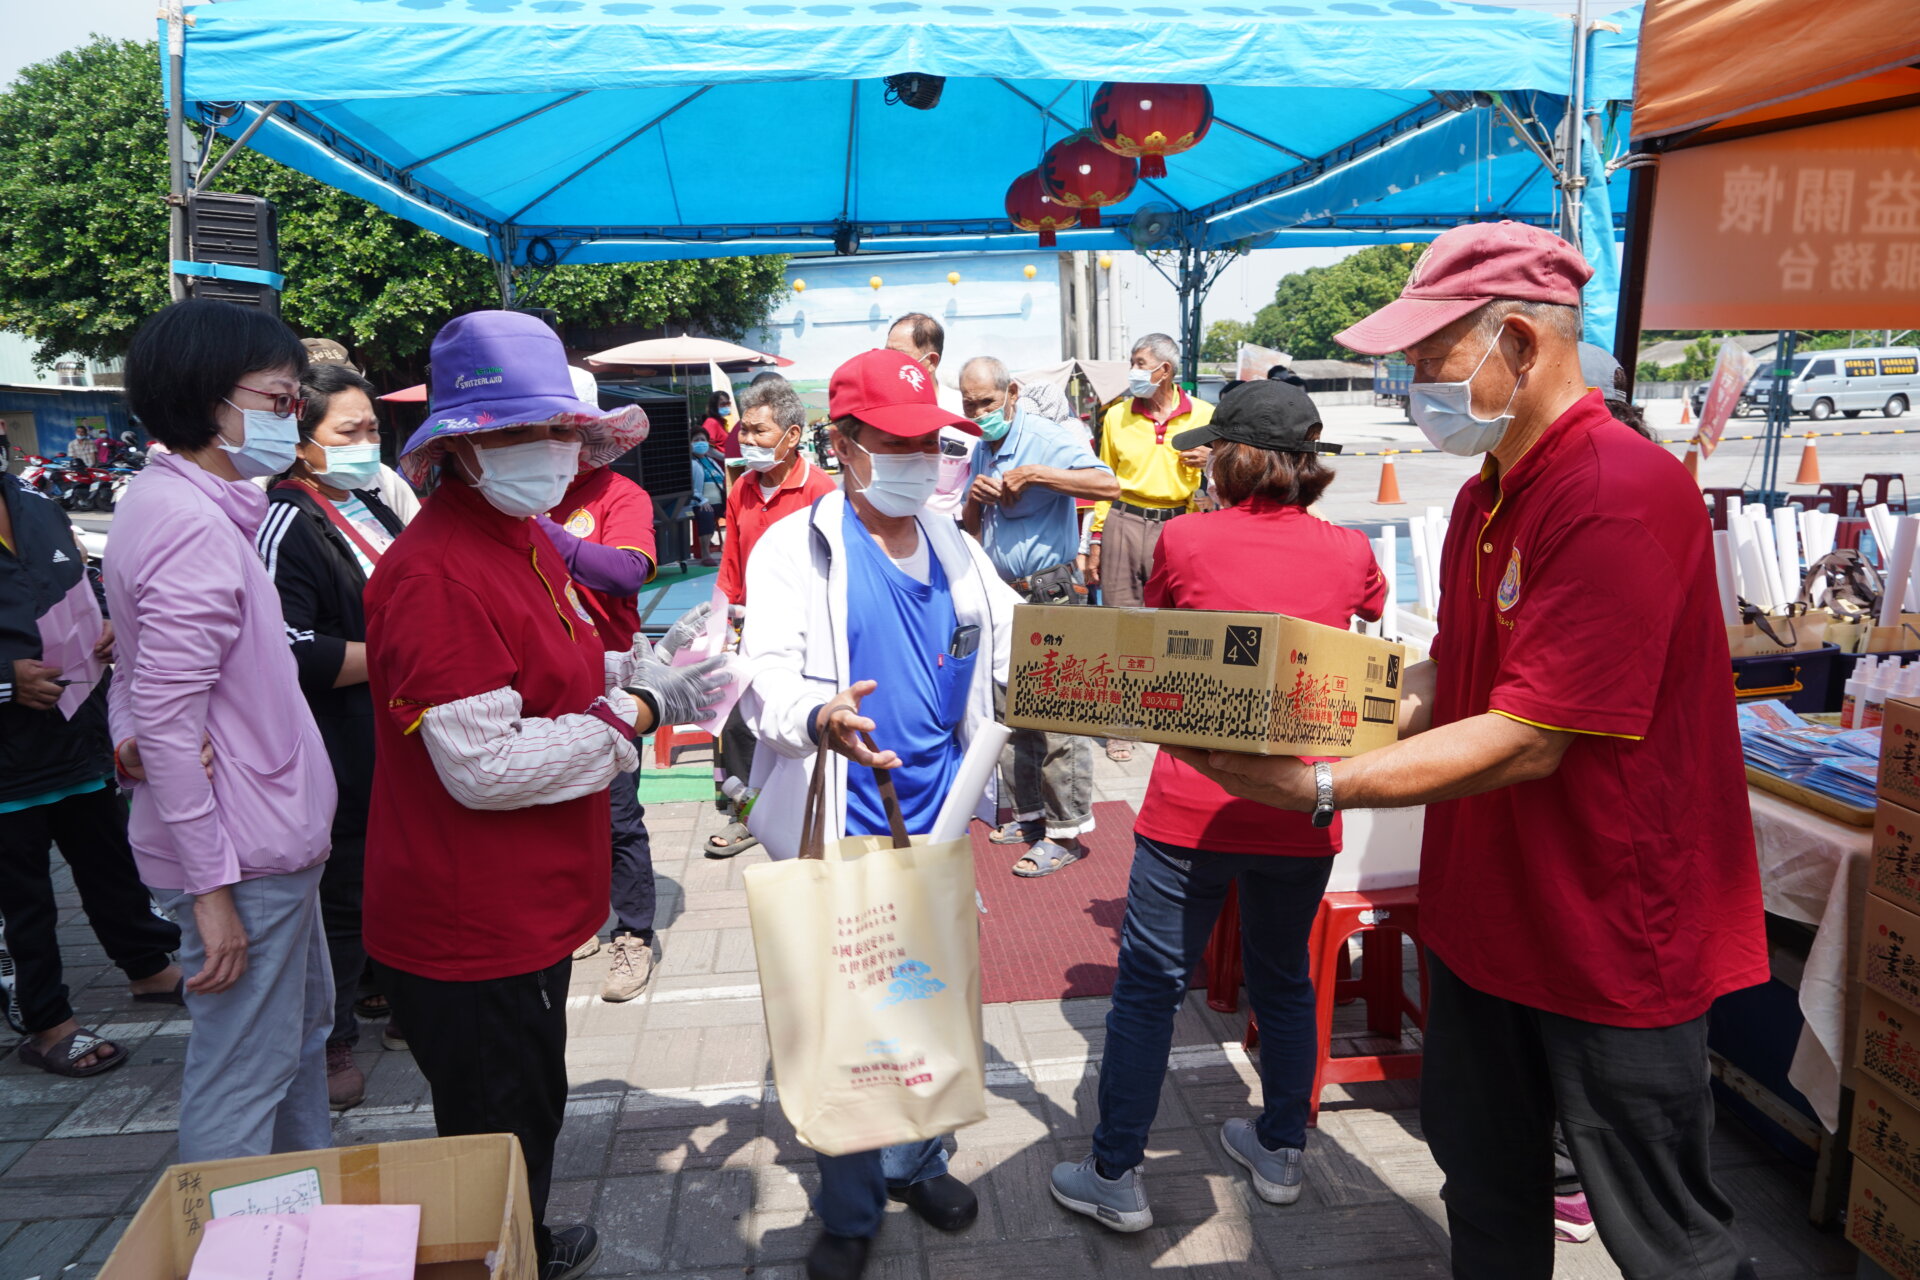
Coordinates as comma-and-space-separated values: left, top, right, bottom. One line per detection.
1, 745, 1856, 1277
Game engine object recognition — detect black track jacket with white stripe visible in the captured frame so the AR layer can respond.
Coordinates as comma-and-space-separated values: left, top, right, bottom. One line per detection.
255, 482, 406, 845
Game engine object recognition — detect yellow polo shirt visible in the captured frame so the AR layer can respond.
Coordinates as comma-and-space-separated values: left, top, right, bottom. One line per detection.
1090, 391, 1214, 534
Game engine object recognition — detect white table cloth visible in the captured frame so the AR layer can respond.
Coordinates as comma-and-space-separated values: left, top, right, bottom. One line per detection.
1750, 786, 1874, 1132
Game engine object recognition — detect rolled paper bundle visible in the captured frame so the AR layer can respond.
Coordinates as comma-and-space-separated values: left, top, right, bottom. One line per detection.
930, 720, 1015, 844
1881, 517, 1919, 629
1713, 530, 1739, 626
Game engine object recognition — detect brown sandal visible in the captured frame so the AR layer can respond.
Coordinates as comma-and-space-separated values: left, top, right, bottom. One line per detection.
17, 1027, 125, 1078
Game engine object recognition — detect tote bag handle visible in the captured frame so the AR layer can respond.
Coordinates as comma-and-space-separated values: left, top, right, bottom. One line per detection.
796, 728, 912, 860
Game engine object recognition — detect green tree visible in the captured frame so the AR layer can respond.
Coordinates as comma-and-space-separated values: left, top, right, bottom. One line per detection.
0, 39, 789, 385
1200, 318, 1252, 363
1248, 244, 1425, 360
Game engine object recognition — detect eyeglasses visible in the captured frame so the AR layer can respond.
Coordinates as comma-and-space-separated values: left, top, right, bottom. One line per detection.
233, 383, 309, 419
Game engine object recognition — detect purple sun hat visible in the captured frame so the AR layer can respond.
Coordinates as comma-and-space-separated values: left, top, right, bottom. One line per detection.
399, 310, 649, 484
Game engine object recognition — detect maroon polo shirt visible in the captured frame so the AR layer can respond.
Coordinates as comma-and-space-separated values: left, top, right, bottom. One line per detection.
364, 478, 611, 981
551, 467, 657, 648
1135, 499, 1386, 855
1422, 390, 1767, 1027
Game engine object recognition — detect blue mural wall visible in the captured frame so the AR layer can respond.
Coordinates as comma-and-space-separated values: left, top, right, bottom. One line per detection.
0, 388, 137, 460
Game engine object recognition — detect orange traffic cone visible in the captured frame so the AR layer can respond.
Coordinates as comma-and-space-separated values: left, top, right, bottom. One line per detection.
1375, 454, 1405, 505
1682, 444, 1700, 480
1795, 433, 1821, 485
1680, 397, 1693, 426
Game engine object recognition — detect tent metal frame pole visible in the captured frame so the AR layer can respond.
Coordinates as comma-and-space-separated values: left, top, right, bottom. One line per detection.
504, 86, 711, 224
164, 0, 189, 301
191, 102, 285, 195
400, 91, 589, 175
1563, 0, 1590, 252
1759, 330, 1796, 507
1213, 118, 1311, 164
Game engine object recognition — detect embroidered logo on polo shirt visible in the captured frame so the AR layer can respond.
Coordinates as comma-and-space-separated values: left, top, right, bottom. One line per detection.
1496, 546, 1523, 612
563, 582, 594, 624
564, 508, 595, 538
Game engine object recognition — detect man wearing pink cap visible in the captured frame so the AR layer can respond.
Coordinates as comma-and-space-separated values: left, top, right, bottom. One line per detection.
1168, 221, 1764, 1279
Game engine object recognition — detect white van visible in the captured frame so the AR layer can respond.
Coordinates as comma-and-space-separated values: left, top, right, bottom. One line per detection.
1753, 347, 1920, 420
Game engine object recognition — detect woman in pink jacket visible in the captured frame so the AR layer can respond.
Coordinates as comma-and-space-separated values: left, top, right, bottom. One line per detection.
106, 299, 338, 1161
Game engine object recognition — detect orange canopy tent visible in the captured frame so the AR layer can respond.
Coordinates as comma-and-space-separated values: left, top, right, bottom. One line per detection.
1615, 0, 1920, 353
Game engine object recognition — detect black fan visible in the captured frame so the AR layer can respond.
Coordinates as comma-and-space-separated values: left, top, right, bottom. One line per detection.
882, 73, 946, 110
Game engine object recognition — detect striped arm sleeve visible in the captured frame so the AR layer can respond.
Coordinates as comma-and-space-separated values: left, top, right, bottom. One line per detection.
419, 685, 641, 811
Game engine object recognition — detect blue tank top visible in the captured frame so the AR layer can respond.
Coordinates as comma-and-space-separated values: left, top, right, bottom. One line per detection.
843, 507, 962, 837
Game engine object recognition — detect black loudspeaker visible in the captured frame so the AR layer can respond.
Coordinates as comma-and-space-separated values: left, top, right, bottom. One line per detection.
186, 192, 281, 315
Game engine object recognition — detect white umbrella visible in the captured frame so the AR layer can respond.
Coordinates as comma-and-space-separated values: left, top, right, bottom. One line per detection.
584, 335, 790, 371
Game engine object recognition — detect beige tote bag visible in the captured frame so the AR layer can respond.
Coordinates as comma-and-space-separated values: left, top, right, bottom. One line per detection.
743, 738, 986, 1156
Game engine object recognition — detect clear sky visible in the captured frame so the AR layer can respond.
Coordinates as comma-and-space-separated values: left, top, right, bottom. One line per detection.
4, 0, 157, 86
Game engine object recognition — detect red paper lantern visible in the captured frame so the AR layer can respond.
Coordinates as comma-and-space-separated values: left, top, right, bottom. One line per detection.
1041, 131, 1139, 229
1004, 168, 1075, 247
1090, 82, 1214, 179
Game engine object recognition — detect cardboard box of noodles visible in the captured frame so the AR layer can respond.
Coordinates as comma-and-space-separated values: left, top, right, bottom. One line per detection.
1854, 1081, 1920, 1207
1850, 1163, 1920, 1280
1875, 799, 1920, 918
1005, 605, 1403, 757
1859, 987, 1920, 1116
1886, 698, 1920, 810
99, 1133, 534, 1280
1864, 891, 1920, 1016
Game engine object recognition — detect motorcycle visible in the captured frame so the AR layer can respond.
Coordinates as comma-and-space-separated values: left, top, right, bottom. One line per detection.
55, 461, 104, 511
94, 466, 138, 511
17, 455, 62, 502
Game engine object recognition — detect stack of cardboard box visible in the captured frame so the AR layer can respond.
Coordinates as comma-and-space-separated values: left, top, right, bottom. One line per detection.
1849, 697, 1920, 1277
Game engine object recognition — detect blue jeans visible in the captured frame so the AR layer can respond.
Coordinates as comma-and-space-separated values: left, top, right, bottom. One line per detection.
1093, 835, 1332, 1171
814, 1139, 948, 1238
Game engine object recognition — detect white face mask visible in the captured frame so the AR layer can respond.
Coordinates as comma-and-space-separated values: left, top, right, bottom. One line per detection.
466, 438, 581, 518
219, 402, 300, 479
1408, 332, 1522, 456
738, 434, 791, 473
847, 440, 941, 518
1127, 366, 1162, 400
311, 442, 383, 490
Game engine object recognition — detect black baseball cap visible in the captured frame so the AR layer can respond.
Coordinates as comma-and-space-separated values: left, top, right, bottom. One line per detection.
1171, 380, 1341, 455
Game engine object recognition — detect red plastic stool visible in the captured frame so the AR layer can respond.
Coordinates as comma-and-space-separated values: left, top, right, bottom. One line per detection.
652, 722, 714, 768
1241, 886, 1427, 1126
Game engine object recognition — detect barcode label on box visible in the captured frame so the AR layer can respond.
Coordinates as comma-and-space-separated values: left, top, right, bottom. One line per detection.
1363, 696, 1398, 725
1165, 635, 1214, 659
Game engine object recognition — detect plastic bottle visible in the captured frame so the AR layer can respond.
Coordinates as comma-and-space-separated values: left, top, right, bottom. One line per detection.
720, 775, 758, 820
1843, 656, 1880, 729
1864, 658, 1907, 729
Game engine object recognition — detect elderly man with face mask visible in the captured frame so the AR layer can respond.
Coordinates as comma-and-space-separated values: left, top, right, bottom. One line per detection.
1167, 222, 1765, 1280
738, 347, 1017, 1280
958, 355, 1117, 878
1085, 333, 1213, 762
363, 311, 729, 1280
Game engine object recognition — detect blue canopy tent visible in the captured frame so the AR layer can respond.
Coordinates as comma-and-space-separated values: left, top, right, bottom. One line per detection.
164, 0, 1640, 374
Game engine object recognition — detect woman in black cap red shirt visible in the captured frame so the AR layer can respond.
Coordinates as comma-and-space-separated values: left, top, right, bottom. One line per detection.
1050, 380, 1385, 1231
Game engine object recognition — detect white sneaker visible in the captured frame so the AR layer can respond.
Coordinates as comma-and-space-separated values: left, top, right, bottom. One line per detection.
572, 935, 602, 961
600, 934, 656, 1002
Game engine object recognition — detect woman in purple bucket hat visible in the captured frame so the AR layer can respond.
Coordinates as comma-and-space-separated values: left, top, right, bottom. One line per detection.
362, 310, 728, 1280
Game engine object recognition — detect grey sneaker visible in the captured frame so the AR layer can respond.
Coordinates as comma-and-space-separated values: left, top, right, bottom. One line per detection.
1049, 1153, 1152, 1232
1220, 1119, 1304, 1205
600, 933, 656, 1003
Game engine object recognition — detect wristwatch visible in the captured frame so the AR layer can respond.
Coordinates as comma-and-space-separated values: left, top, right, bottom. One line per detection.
1310, 761, 1336, 829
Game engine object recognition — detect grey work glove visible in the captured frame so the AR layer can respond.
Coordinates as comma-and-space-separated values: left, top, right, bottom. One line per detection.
626, 653, 730, 728
655, 600, 714, 663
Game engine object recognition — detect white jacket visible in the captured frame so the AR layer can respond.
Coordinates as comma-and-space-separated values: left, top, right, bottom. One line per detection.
740, 490, 1018, 861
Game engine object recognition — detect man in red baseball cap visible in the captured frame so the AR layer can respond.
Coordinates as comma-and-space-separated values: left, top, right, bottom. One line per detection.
737, 348, 1020, 1279
1167, 221, 1765, 1279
